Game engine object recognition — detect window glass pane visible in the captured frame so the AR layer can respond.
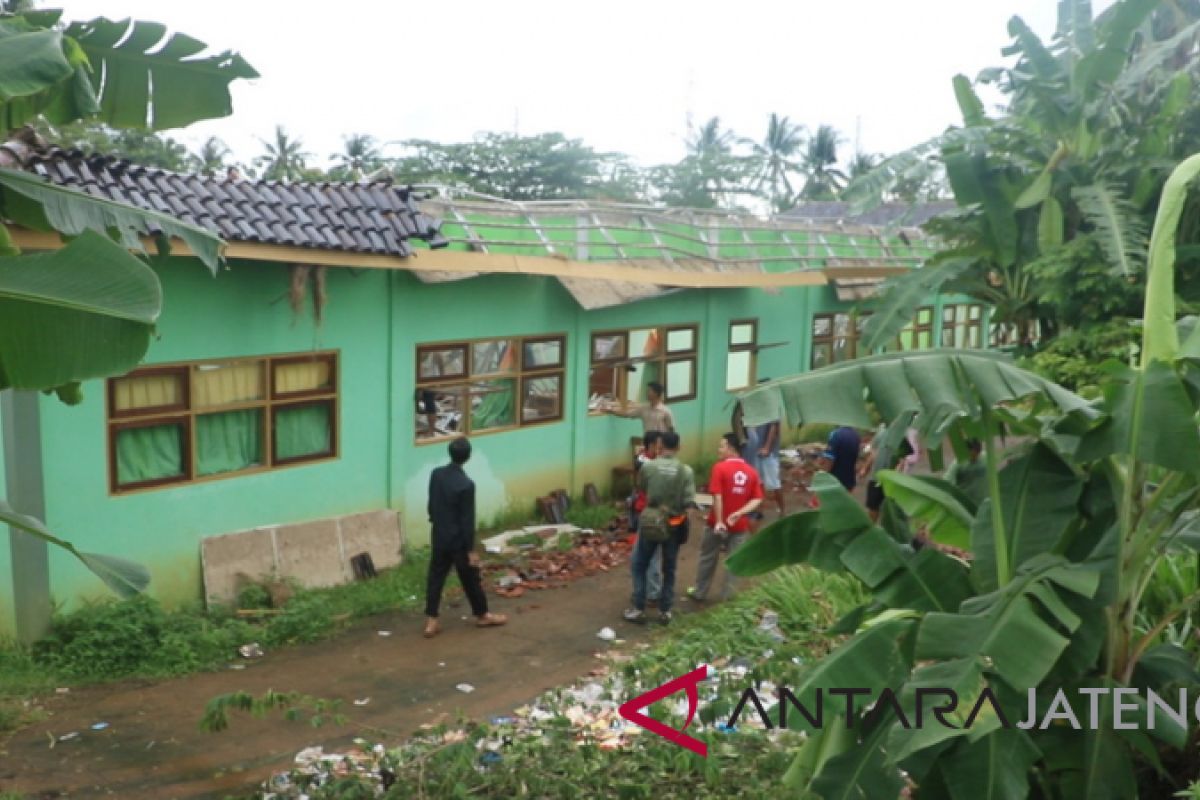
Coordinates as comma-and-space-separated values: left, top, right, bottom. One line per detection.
969, 305, 982, 321
472, 340, 515, 376
470, 379, 516, 431
917, 307, 933, 326
592, 334, 625, 361
628, 328, 660, 359
416, 388, 464, 439
116, 422, 185, 486
197, 409, 263, 476
917, 331, 933, 349
522, 375, 562, 422
726, 351, 753, 391
275, 359, 333, 394
587, 367, 621, 409
194, 362, 264, 408
942, 328, 957, 348
625, 359, 662, 403
967, 326, 982, 348
419, 347, 466, 379
730, 323, 755, 347
901, 328, 916, 350
113, 372, 184, 413
523, 339, 563, 369
811, 343, 832, 369
666, 328, 695, 353
812, 316, 832, 338
275, 402, 333, 461
833, 314, 852, 362
943, 307, 955, 323
666, 359, 694, 399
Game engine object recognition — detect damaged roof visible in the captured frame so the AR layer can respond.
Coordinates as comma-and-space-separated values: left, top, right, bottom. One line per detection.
1, 138, 448, 256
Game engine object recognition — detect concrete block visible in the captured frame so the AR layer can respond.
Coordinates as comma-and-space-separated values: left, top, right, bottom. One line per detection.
201, 527, 278, 606
339, 510, 403, 576
274, 519, 343, 588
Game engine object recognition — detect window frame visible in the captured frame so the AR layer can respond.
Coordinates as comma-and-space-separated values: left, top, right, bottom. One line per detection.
726, 318, 758, 392
415, 333, 567, 444
106, 350, 340, 495
587, 323, 699, 412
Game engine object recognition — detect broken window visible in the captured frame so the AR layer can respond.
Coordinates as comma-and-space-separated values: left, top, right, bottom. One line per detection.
726, 319, 757, 391
588, 324, 698, 412
416, 334, 565, 442
106, 352, 339, 493
941, 303, 984, 349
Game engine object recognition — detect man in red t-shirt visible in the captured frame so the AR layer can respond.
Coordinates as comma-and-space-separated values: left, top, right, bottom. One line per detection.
688, 433, 764, 603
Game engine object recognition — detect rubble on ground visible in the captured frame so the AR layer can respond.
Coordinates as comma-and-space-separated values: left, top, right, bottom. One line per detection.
260, 609, 799, 797
483, 529, 633, 597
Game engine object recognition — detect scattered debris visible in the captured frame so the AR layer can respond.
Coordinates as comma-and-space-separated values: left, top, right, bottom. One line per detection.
90, 722, 109, 731
55, 687, 69, 695
229, 664, 247, 671
57, 732, 79, 743
596, 627, 616, 641
238, 643, 265, 659
377, 630, 392, 637
756, 610, 786, 642
353, 698, 371, 707
456, 683, 475, 694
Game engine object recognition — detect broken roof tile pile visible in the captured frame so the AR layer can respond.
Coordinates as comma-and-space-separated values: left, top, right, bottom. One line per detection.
3, 139, 448, 256
483, 530, 632, 598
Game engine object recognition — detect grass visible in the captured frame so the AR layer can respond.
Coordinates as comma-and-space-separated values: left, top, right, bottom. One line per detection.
242, 566, 866, 799
0, 549, 434, 696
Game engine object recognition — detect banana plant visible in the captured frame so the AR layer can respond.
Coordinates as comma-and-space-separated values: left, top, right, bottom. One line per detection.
729, 155, 1200, 798
0, 11, 255, 598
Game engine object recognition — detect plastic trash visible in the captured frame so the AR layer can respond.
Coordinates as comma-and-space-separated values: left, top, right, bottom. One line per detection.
58, 732, 79, 742
91, 722, 109, 731
596, 627, 616, 641
456, 683, 475, 693
55, 687, 69, 695
353, 698, 371, 706
377, 630, 392, 637
238, 642, 264, 658
497, 575, 522, 588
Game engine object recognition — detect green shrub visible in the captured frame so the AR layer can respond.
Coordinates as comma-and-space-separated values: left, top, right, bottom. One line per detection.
1023, 319, 1141, 392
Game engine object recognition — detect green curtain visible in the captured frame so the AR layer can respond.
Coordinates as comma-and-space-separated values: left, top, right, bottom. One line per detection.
275, 403, 331, 461
472, 381, 515, 430
197, 409, 263, 476
116, 424, 184, 486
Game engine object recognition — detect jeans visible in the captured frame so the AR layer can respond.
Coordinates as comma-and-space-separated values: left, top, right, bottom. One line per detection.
631, 534, 680, 613
647, 548, 662, 600
425, 547, 488, 618
692, 527, 748, 601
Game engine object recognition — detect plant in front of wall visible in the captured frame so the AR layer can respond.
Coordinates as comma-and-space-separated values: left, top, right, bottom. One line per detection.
728, 154, 1200, 797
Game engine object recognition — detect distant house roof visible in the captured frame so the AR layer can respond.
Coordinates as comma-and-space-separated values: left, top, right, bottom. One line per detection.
778, 200, 956, 228
1, 138, 448, 257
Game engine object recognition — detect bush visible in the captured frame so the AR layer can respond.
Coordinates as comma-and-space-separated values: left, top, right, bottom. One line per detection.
1024, 319, 1141, 392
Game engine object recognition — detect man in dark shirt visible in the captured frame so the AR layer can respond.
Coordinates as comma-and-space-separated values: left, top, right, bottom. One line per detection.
423, 438, 507, 638
827, 426, 862, 492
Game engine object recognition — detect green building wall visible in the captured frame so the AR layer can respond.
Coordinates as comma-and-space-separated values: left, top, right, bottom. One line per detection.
4, 251, 976, 628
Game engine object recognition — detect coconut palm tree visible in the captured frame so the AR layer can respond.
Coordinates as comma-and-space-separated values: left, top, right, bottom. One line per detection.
254, 125, 312, 182
798, 124, 848, 200
748, 113, 805, 212
329, 133, 383, 181
189, 136, 231, 176
848, 150, 878, 181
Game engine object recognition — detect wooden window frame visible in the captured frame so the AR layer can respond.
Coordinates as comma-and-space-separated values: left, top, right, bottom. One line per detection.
811, 312, 859, 368
588, 324, 699, 412
106, 350, 340, 495
416, 333, 567, 444
726, 318, 758, 391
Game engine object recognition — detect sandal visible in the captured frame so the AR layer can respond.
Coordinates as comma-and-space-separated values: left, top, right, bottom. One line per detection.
476, 612, 508, 628
423, 618, 440, 638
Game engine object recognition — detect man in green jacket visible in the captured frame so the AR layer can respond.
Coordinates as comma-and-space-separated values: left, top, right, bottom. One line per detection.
624, 431, 694, 625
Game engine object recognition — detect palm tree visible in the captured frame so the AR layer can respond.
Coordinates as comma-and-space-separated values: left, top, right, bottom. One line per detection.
686, 116, 736, 160
254, 125, 312, 182
748, 113, 805, 212
798, 124, 848, 200
189, 136, 231, 176
330, 133, 383, 181
848, 151, 878, 181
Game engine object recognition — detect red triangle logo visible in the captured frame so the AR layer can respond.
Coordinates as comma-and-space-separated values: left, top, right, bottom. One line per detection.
618, 664, 709, 757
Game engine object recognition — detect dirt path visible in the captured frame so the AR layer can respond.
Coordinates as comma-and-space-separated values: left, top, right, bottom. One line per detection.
0, 539, 711, 800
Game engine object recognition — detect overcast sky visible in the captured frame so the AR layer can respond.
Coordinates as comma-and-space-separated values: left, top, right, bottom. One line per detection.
54, 1, 1107, 169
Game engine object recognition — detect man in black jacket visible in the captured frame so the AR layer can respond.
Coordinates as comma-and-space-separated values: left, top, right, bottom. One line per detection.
423, 437, 507, 638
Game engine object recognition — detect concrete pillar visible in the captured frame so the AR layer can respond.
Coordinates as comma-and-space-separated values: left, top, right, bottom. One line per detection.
2, 389, 51, 643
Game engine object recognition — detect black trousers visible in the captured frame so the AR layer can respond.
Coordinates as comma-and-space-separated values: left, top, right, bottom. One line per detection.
424, 547, 489, 618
